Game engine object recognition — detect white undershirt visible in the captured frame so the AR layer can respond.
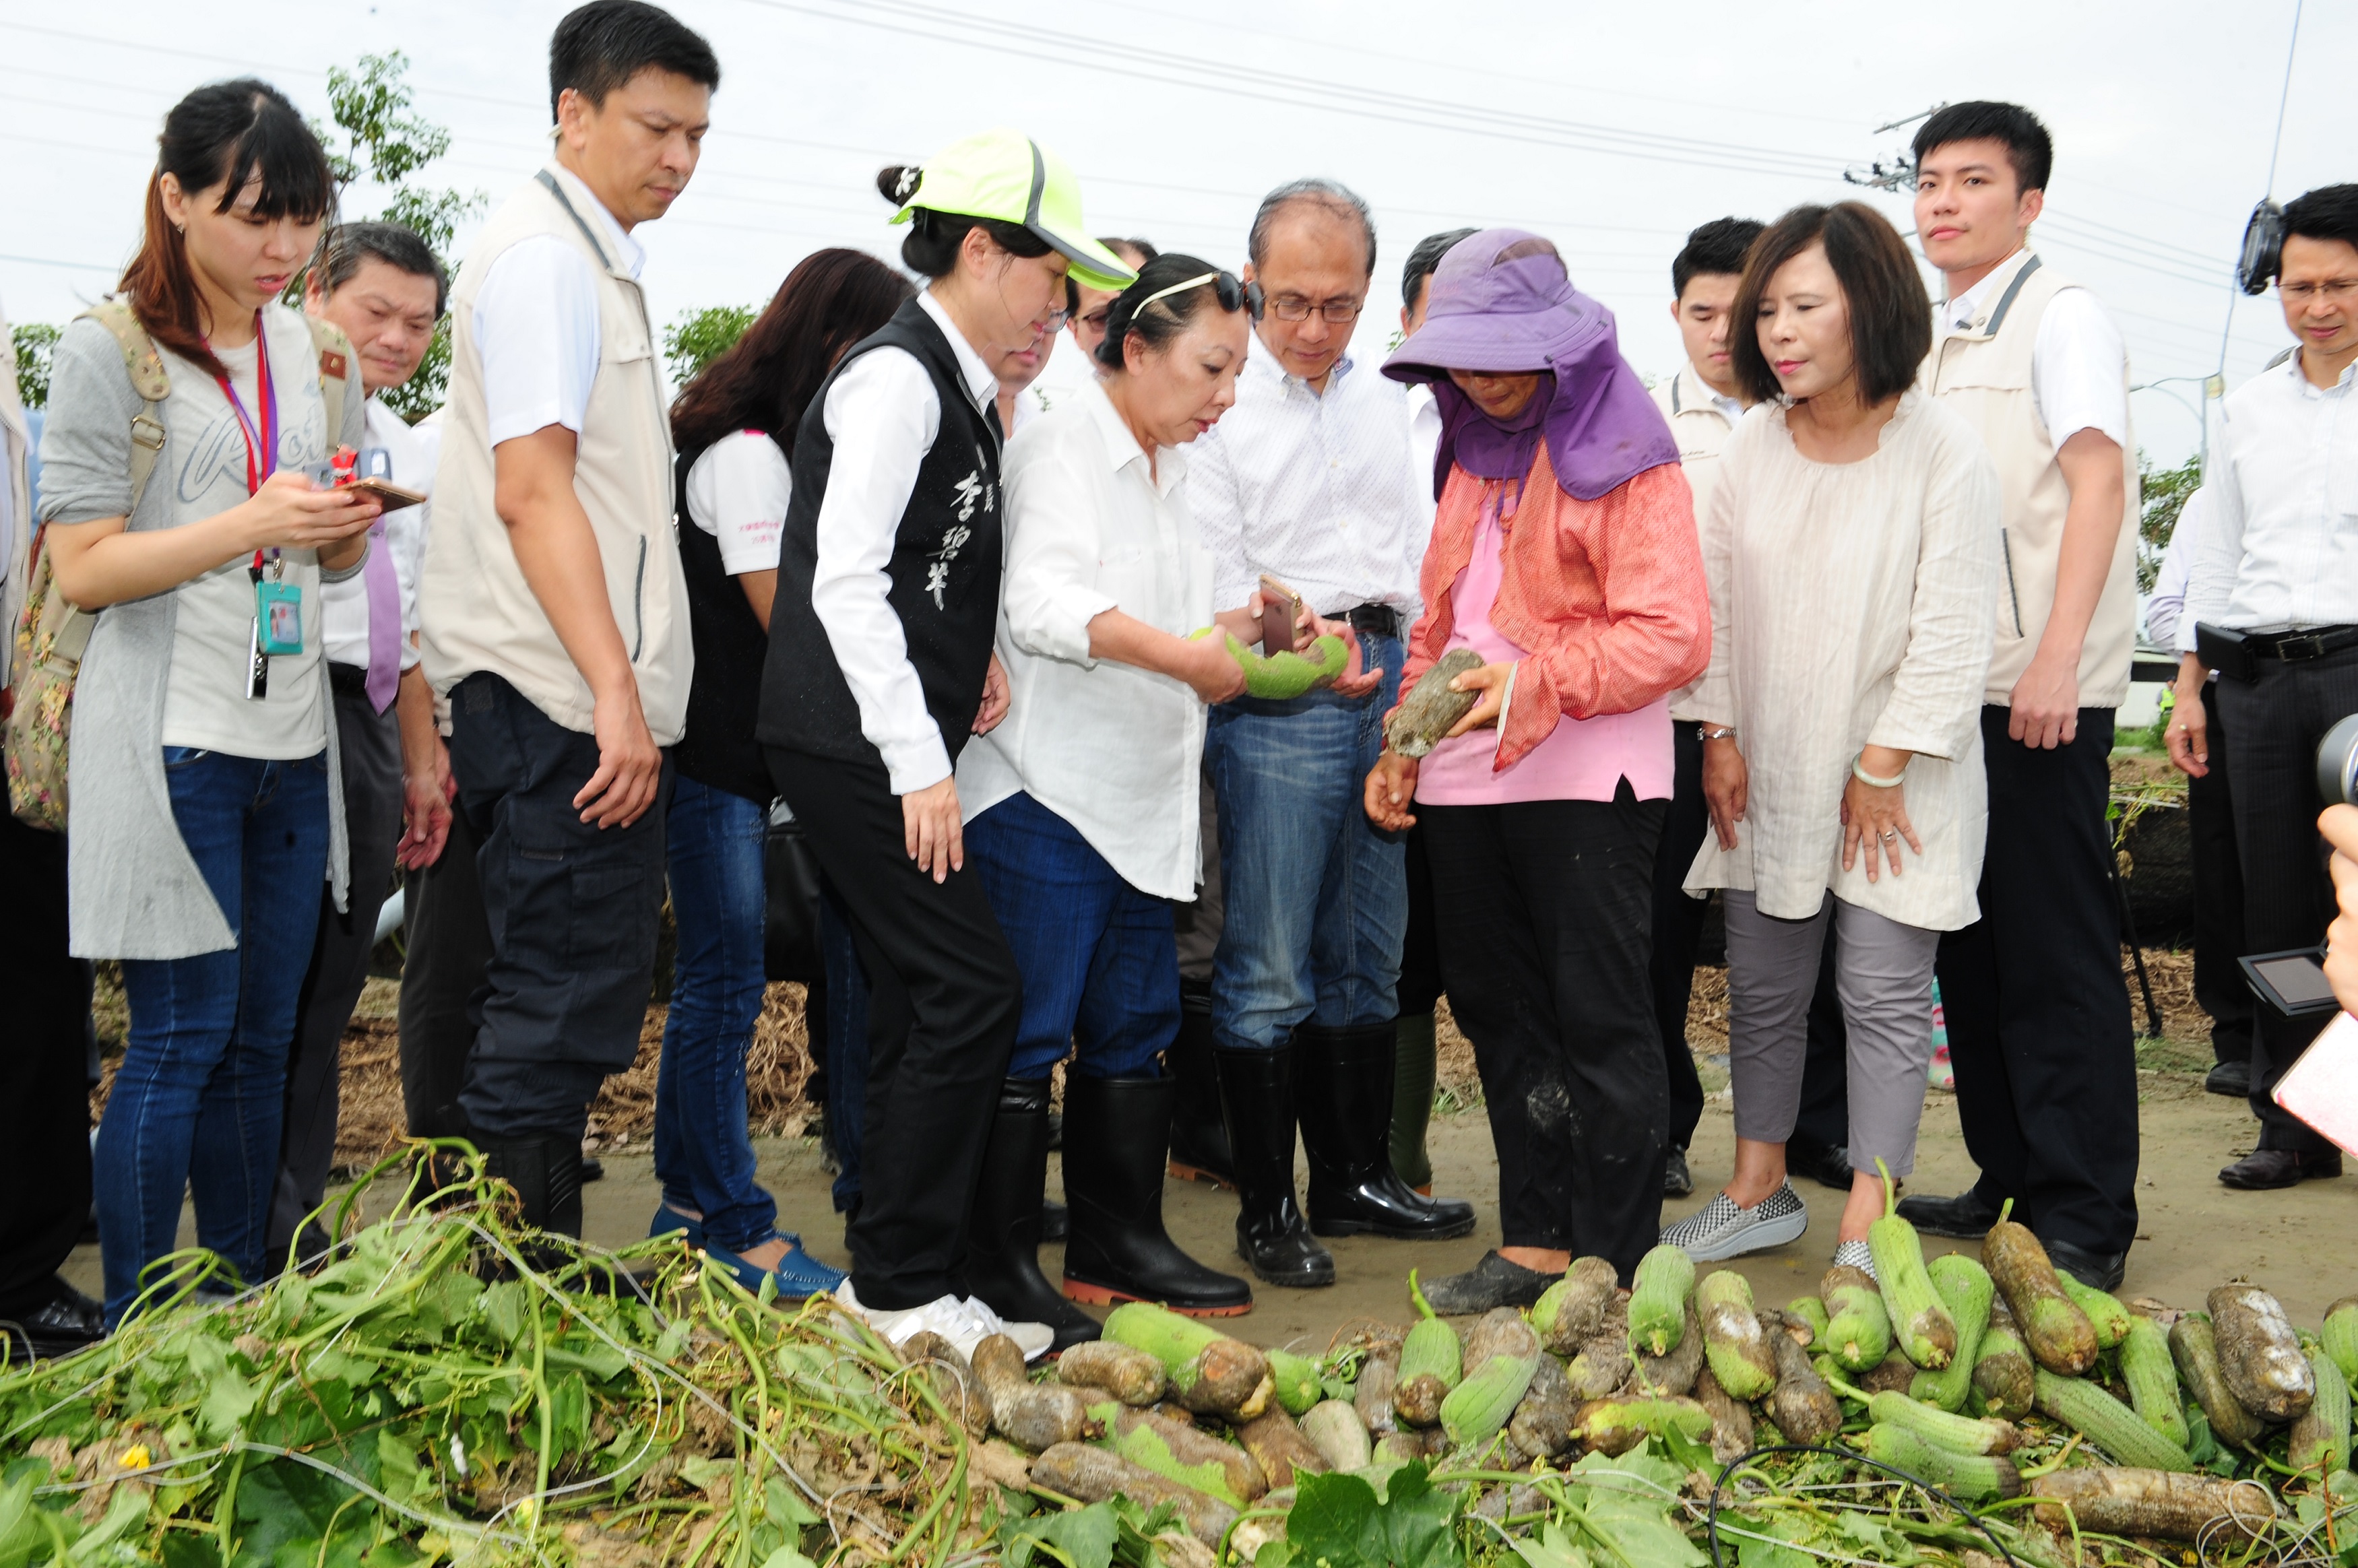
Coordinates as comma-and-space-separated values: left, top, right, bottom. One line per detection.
471, 164, 646, 445
684, 431, 791, 576
808, 290, 1000, 794
319, 397, 431, 671
1945, 251, 2129, 449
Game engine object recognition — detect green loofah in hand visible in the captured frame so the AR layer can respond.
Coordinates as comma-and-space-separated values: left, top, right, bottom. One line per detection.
1206, 630, 1348, 699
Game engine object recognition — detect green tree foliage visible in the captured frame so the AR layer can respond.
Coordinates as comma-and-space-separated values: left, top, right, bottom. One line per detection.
665, 304, 758, 389
11, 321, 60, 410
2138, 452, 2202, 593
313, 52, 484, 422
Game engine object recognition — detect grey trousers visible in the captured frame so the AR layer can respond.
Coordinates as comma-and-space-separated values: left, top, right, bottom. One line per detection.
269, 682, 403, 1257
1724, 890, 1941, 1177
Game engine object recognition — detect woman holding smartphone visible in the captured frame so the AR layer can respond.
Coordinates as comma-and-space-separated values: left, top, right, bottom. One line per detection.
756, 131, 1136, 1352
38, 79, 375, 1323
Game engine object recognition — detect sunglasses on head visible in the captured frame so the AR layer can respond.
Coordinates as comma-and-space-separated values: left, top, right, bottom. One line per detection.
1129, 269, 1267, 323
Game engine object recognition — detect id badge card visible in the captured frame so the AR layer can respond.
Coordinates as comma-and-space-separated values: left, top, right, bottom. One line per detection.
256, 579, 305, 655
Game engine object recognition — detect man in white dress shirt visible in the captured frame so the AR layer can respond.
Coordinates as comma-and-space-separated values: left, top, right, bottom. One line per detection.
1901, 102, 2142, 1291
418, 0, 716, 1235
2169, 183, 2358, 1190
271, 222, 453, 1259
1188, 180, 1475, 1290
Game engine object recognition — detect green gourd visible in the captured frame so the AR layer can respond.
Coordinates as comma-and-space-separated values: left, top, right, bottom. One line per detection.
1907, 1254, 1993, 1412
1202, 630, 1349, 700
2118, 1315, 2190, 1448
1868, 1163, 1958, 1371
1628, 1244, 1696, 1358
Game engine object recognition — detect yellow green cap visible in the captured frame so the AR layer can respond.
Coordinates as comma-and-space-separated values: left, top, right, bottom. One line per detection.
887, 127, 1137, 292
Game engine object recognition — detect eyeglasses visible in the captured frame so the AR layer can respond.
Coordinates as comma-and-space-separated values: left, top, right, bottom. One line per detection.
2280, 278, 2358, 304
1079, 307, 1112, 331
1264, 293, 1364, 325
1040, 306, 1073, 332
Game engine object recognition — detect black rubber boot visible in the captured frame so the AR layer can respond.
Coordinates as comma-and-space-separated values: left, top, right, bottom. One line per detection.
1293, 1021, 1476, 1240
475, 1132, 585, 1237
1062, 1074, 1252, 1317
1212, 1042, 1334, 1288
1167, 981, 1236, 1187
1389, 1010, 1438, 1192
961, 1078, 1101, 1351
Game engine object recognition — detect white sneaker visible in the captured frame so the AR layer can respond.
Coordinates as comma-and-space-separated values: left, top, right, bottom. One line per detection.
950, 1296, 1056, 1363
833, 1283, 1054, 1363
1659, 1181, 1810, 1261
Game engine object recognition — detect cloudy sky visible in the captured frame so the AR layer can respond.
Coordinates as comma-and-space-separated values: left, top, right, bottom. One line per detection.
3, 0, 2341, 464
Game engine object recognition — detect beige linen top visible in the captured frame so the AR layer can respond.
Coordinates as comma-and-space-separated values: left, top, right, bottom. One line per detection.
1682, 391, 2002, 930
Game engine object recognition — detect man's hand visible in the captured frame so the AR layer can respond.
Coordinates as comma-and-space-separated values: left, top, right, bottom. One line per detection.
2010, 426, 2127, 750
902, 775, 964, 883
973, 652, 1011, 734
2007, 646, 2081, 748
1311, 614, 1381, 698
2167, 653, 2211, 777
1701, 733, 1748, 851
1365, 749, 1420, 831
2322, 804, 2358, 1012
396, 736, 454, 870
575, 682, 663, 828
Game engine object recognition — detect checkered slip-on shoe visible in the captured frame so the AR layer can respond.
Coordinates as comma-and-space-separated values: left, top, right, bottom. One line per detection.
1831, 1239, 1877, 1278
1659, 1181, 1810, 1262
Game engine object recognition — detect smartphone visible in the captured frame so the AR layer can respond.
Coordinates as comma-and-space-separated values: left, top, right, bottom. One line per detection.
302, 462, 425, 509
1258, 573, 1303, 652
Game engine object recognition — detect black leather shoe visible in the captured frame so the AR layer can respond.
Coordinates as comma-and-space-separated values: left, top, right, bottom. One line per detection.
2218, 1146, 2343, 1190
1893, 1187, 2003, 1241
1786, 1139, 1855, 1191
2204, 1059, 2252, 1098
580, 1156, 605, 1183
1420, 1251, 1559, 1314
1294, 1022, 1476, 1241
1041, 1198, 1069, 1242
1663, 1146, 1693, 1198
0, 1277, 105, 1361
1213, 1043, 1334, 1288
1167, 983, 1236, 1187
2041, 1237, 2128, 1292
1061, 1075, 1251, 1317
961, 1079, 1100, 1350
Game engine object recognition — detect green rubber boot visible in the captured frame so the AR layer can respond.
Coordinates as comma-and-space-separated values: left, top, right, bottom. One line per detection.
1388, 1011, 1437, 1193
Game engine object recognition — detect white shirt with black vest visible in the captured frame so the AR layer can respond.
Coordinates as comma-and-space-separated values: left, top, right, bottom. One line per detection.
2183, 350, 2358, 638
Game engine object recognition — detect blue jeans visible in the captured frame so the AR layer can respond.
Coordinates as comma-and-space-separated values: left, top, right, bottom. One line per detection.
967, 791, 1179, 1081
1205, 632, 1407, 1051
819, 888, 870, 1214
654, 775, 779, 1252
96, 747, 330, 1324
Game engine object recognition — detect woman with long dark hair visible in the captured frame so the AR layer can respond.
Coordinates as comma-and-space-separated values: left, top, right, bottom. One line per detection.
654, 248, 913, 1299
38, 79, 376, 1323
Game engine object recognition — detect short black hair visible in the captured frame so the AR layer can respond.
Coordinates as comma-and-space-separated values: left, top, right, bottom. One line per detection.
315, 221, 448, 315
1671, 217, 1766, 298
1911, 101, 2052, 197
1402, 228, 1475, 311
1247, 178, 1376, 278
2283, 185, 2358, 253
549, 0, 719, 121
1729, 202, 1931, 407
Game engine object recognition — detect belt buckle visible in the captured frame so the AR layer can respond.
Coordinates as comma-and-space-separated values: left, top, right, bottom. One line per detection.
2280, 631, 2328, 661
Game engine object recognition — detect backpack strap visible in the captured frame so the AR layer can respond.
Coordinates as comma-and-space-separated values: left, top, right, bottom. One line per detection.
73, 299, 169, 517
305, 315, 357, 444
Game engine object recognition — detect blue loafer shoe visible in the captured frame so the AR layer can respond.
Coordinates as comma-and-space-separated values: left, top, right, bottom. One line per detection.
703, 1233, 848, 1301
649, 1204, 705, 1247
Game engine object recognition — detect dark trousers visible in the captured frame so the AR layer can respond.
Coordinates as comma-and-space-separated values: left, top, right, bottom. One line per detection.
397, 799, 492, 1139
1399, 822, 1443, 1016
1421, 785, 1666, 1282
0, 814, 92, 1317
1937, 706, 2138, 1254
447, 673, 670, 1139
768, 748, 1021, 1309
2216, 649, 2358, 1153
819, 886, 870, 1214
271, 684, 402, 1256
1650, 723, 1849, 1150
2188, 687, 2253, 1066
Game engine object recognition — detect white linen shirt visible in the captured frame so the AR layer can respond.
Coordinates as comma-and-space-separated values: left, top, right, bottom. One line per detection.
1944, 251, 2128, 449
472, 163, 646, 445
684, 431, 790, 575
2146, 484, 2205, 653
956, 379, 1214, 899
2185, 352, 2358, 638
1188, 346, 1426, 619
809, 288, 1000, 794
321, 396, 431, 672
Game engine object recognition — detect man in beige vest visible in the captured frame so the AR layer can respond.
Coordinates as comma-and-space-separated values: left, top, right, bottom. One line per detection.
419, 0, 715, 1236
1897, 103, 2140, 1291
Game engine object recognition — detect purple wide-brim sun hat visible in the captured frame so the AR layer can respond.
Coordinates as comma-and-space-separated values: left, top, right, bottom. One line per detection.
1382, 228, 1610, 382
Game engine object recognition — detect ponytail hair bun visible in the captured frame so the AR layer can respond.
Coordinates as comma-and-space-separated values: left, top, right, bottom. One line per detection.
876, 164, 923, 205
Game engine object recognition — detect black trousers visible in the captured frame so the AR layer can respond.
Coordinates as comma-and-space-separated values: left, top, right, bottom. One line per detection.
768, 747, 1021, 1309
0, 814, 92, 1317
1421, 785, 1665, 1282
1937, 706, 2138, 1254
398, 799, 492, 1140
1398, 822, 1443, 1016
447, 673, 670, 1139
1650, 722, 1849, 1150
271, 684, 403, 1255
2215, 649, 2358, 1154
2187, 686, 2253, 1067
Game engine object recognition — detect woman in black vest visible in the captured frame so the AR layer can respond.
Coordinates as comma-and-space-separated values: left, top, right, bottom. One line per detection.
757, 131, 1137, 1350
662, 249, 912, 1300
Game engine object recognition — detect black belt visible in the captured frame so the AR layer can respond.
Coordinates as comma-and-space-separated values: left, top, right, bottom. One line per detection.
2248, 626, 2358, 662
1327, 603, 1401, 640
328, 661, 372, 696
